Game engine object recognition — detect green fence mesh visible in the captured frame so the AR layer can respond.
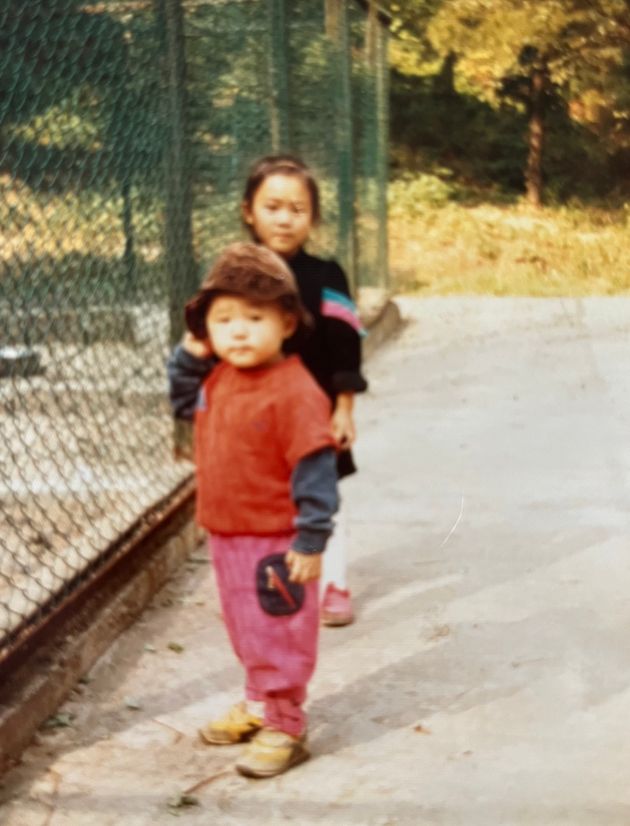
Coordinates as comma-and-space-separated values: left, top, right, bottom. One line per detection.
0, 0, 389, 659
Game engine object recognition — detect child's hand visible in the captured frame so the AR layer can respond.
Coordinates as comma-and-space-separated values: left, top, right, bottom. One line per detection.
182, 331, 213, 359
331, 406, 356, 449
285, 550, 322, 584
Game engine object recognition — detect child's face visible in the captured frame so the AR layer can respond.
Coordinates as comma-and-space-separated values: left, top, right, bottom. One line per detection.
242, 173, 313, 259
205, 294, 297, 370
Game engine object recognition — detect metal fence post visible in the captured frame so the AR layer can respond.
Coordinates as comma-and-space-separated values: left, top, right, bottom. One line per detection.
158, 0, 197, 457
268, 0, 291, 152
375, 15, 389, 289
121, 177, 137, 297
325, 0, 356, 291
365, 0, 377, 64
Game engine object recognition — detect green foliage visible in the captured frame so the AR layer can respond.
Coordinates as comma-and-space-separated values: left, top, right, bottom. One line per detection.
390, 68, 528, 192
389, 172, 460, 217
387, 0, 442, 50
426, 0, 630, 143
390, 64, 626, 199
542, 112, 612, 201
389, 0, 630, 201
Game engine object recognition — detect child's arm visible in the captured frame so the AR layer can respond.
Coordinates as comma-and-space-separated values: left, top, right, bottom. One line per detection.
167, 334, 216, 421
286, 447, 339, 584
331, 391, 356, 448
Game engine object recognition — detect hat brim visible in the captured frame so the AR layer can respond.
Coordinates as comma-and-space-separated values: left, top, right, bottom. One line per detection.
184, 289, 215, 340
184, 287, 312, 341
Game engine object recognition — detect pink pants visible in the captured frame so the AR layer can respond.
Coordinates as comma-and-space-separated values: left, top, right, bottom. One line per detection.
209, 533, 320, 737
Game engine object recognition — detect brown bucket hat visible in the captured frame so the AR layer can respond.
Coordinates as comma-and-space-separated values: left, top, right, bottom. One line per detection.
184, 242, 311, 339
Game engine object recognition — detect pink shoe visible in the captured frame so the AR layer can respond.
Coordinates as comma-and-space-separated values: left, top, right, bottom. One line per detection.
321, 584, 354, 627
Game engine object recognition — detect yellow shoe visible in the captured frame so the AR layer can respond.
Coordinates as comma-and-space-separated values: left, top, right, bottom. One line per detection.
236, 727, 310, 778
199, 701, 263, 745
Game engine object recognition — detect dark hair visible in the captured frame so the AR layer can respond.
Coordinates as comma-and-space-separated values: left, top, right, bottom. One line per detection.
242, 154, 321, 227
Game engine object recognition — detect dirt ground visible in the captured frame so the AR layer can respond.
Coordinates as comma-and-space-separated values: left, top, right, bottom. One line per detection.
2, 296, 630, 825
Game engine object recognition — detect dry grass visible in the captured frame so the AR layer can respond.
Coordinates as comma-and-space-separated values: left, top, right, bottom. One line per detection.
389, 202, 630, 296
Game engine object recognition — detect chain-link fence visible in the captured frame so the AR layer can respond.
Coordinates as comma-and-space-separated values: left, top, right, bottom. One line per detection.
0, 0, 389, 662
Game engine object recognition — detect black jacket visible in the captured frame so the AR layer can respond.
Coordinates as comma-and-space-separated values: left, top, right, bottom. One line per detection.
284, 249, 368, 478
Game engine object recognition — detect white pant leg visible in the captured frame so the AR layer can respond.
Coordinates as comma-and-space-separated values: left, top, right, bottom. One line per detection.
320, 505, 347, 592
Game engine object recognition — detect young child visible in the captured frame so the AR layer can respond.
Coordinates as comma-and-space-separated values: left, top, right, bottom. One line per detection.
167, 242, 338, 778
241, 154, 368, 627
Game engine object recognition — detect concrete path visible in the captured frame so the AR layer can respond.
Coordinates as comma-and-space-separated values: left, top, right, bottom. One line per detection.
2, 297, 630, 825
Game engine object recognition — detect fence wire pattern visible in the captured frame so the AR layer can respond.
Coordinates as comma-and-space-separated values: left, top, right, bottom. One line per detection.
0, 0, 389, 658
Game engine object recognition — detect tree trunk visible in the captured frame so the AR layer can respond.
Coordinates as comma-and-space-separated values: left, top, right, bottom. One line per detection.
525, 65, 545, 207
433, 51, 457, 97
267, 0, 290, 151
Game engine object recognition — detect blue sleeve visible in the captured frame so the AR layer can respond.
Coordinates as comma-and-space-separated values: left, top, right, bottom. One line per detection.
290, 447, 339, 554
166, 344, 217, 421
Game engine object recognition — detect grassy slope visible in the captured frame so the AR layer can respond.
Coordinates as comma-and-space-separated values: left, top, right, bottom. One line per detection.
389, 200, 630, 296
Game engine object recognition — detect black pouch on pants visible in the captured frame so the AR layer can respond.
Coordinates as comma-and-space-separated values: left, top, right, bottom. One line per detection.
256, 553, 305, 617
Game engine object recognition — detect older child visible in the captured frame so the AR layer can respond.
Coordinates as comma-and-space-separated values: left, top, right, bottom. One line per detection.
242, 154, 368, 626
167, 242, 338, 778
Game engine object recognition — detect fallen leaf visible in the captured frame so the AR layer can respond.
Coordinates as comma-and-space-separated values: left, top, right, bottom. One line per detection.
167, 793, 200, 810
168, 642, 185, 653
429, 624, 451, 641
43, 712, 74, 729
187, 555, 208, 565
